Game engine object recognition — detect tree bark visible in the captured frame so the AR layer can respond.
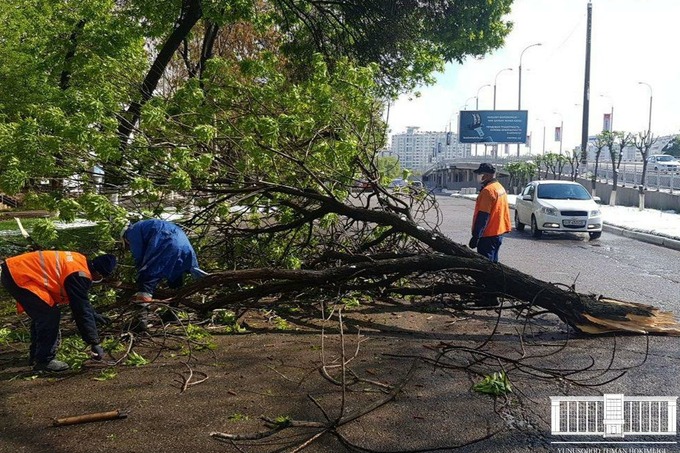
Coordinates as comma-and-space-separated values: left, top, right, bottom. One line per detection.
116, 0, 203, 154
171, 253, 680, 335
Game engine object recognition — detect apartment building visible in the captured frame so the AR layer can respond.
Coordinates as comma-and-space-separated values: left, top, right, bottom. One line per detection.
389, 127, 471, 170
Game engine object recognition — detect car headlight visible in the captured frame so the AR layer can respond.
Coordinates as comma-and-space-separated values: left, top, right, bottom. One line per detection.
590, 209, 601, 216
541, 207, 559, 216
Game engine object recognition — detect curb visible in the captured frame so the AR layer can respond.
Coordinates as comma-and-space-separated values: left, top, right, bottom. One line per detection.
602, 223, 680, 252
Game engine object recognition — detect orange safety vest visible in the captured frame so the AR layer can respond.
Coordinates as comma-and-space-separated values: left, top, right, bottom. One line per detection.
5, 251, 91, 313
472, 180, 512, 237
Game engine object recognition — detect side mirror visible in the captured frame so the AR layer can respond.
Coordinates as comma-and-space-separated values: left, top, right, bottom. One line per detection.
593, 196, 601, 203
522, 194, 533, 201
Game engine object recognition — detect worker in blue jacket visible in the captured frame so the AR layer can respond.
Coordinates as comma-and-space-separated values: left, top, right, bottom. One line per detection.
121, 219, 207, 304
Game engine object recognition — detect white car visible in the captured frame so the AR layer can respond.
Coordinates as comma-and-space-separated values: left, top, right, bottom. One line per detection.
514, 180, 603, 240
647, 154, 680, 172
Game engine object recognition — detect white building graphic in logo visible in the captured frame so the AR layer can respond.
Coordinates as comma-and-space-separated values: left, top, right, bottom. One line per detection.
550, 394, 677, 438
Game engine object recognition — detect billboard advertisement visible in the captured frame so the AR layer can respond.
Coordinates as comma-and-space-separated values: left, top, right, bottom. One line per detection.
458, 110, 528, 144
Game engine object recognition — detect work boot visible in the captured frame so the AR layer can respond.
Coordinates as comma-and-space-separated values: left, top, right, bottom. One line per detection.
474, 296, 501, 307
129, 304, 152, 333
33, 359, 69, 372
159, 308, 180, 324
28, 342, 36, 366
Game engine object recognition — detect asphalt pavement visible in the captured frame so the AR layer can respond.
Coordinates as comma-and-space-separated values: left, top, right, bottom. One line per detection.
447, 191, 680, 252
435, 194, 680, 311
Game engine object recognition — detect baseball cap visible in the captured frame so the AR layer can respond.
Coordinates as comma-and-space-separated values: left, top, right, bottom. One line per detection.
472, 163, 496, 174
89, 254, 117, 278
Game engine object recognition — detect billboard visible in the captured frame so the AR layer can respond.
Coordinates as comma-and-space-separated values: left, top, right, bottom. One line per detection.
458, 110, 528, 144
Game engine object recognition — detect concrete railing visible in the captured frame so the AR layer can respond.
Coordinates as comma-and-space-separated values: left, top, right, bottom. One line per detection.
576, 178, 680, 212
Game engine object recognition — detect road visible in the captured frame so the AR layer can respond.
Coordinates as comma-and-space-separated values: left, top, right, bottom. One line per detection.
432, 195, 680, 312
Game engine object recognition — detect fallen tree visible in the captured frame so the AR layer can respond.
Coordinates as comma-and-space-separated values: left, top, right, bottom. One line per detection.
169, 181, 680, 336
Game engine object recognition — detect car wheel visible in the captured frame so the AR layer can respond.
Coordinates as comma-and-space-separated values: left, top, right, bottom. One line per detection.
514, 210, 525, 231
589, 231, 602, 240
531, 215, 542, 238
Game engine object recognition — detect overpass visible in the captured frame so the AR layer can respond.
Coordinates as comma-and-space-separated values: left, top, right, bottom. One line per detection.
422, 160, 511, 192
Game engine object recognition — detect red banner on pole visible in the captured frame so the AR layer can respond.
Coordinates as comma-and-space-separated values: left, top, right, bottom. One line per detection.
603, 113, 612, 132
554, 126, 561, 142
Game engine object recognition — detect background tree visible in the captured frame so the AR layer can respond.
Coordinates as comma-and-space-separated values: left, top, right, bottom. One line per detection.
565, 148, 580, 181
608, 131, 634, 206
590, 133, 608, 197
506, 161, 537, 193
633, 131, 657, 210
538, 152, 567, 180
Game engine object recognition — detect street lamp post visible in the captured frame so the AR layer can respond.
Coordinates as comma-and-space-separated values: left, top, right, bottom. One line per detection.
553, 111, 563, 155
476, 84, 491, 110
517, 43, 542, 156
493, 68, 513, 110
638, 81, 653, 134
460, 98, 476, 158
536, 118, 546, 155
542, 123, 546, 155
492, 68, 512, 158
599, 94, 614, 131
475, 84, 491, 157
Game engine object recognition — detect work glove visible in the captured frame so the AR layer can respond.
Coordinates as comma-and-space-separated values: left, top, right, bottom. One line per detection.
90, 344, 105, 361
468, 236, 479, 249
93, 312, 112, 326
132, 292, 153, 303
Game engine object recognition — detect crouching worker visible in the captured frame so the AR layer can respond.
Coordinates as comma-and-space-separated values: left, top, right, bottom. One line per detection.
121, 219, 207, 329
0, 251, 117, 372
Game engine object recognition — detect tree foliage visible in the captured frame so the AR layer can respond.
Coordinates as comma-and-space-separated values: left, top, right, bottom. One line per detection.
0, 0, 514, 253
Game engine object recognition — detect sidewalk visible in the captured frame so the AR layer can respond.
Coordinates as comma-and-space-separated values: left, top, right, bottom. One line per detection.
449, 192, 680, 252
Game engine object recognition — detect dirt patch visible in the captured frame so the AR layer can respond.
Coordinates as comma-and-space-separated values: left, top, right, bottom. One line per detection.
0, 300, 666, 453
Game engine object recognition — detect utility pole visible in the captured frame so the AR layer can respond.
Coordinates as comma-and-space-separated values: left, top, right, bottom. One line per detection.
580, 1, 592, 166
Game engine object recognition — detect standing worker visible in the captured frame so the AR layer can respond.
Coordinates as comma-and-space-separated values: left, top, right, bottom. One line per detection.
0, 251, 117, 372
121, 219, 207, 303
468, 163, 511, 262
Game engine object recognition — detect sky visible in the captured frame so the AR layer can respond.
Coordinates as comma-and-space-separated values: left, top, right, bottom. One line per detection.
388, 0, 680, 154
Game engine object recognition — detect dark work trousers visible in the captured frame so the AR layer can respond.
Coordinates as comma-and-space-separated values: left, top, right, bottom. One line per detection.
477, 235, 504, 263
1, 263, 61, 363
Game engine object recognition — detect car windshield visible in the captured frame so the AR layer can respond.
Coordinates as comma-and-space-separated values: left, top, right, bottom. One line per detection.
537, 184, 590, 200
657, 156, 674, 162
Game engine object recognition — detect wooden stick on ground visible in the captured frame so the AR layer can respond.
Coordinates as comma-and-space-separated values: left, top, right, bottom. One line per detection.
53, 409, 128, 427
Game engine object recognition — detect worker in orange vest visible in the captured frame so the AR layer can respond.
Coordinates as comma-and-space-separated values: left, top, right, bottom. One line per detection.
0, 251, 117, 372
469, 163, 511, 262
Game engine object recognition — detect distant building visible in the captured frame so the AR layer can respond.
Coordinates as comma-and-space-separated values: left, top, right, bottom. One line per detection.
389, 127, 471, 170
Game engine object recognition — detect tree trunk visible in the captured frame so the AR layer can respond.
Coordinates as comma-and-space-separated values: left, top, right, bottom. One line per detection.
172, 254, 680, 336
178, 184, 680, 336
114, 0, 203, 162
